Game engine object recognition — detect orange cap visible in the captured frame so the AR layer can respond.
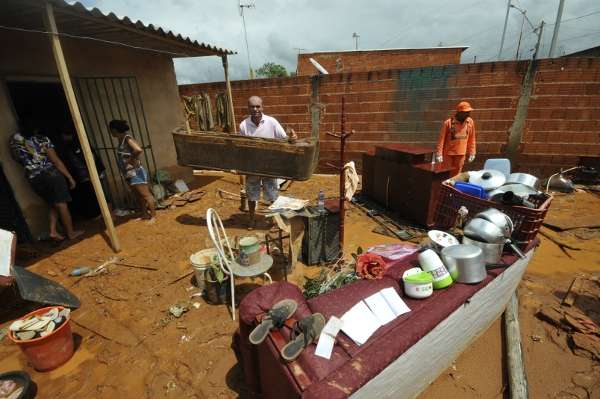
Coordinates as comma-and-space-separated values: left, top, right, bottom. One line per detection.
456, 101, 474, 112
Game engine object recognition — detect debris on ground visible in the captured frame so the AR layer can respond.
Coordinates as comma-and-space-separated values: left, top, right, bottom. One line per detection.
169, 302, 190, 318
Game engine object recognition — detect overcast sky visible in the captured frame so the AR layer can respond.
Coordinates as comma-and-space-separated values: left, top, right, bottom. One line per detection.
77, 0, 600, 84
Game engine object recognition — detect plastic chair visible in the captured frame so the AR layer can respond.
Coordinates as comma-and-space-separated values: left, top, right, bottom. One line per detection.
483, 158, 511, 178
206, 208, 272, 320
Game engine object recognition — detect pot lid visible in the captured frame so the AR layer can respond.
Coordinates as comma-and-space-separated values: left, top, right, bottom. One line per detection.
488, 183, 538, 199
441, 244, 483, 259
469, 169, 506, 190
403, 271, 433, 284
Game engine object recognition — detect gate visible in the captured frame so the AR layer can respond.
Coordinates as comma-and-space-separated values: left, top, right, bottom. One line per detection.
73, 77, 157, 209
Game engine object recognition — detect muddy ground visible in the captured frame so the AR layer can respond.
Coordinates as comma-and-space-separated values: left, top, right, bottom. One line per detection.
1, 174, 599, 398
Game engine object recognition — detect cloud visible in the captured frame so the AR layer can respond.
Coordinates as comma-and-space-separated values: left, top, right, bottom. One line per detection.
76, 0, 600, 83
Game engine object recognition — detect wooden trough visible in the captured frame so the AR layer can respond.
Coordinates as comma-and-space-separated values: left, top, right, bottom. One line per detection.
172, 130, 319, 181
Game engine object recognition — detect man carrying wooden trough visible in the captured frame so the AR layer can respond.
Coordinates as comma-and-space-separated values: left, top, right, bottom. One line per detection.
240, 96, 297, 229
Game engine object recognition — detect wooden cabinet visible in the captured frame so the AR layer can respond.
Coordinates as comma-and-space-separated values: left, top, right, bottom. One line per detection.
362, 144, 453, 227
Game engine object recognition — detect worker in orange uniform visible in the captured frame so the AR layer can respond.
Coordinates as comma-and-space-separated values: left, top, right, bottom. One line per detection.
435, 101, 477, 176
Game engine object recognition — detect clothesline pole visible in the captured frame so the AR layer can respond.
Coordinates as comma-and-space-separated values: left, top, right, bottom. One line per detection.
326, 96, 353, 256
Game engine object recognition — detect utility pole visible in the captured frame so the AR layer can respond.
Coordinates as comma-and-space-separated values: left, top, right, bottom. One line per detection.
549, 0, 566, 58
515, 10, 526, 59
532, 21, 545, 60
239, 1, 255, 79
498, 0, 511, 59
352, 32, 360, 50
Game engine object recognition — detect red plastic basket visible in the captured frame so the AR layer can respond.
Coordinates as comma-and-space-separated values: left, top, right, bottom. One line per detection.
434, 182, 553, 248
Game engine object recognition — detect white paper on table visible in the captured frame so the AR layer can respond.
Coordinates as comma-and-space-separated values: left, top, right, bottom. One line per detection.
0, 229, 15, 277
341, 301, 382, 346
364, 291, 397, 325
380, 287, 411, 317
315, 316, 344, 360
267, 195, 308, 212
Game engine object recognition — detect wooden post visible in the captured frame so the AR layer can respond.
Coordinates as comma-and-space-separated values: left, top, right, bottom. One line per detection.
504, 292, 528, 398
44, 3, 121, 252
221, 55, 246, 196
221, 55, 236, 134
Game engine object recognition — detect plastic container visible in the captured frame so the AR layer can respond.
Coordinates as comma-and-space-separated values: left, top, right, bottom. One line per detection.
418, 249, 453, 289
190, 248, 217, 291
8, 306, 74, 371
402, 268, 434, 299
317, 189, 325, 213
454, 181, 488, 199
434, 182, 553, 249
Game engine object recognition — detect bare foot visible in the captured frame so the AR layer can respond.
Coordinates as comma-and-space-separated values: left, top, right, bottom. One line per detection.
50, 233, 65, 242
67, 230, 85, 240
146, 217, 156, 225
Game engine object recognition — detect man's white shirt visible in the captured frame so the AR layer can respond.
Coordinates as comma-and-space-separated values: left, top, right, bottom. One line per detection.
239, 114, 287, 139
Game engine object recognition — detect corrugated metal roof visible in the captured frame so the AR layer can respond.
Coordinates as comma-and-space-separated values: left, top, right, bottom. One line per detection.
0, 0, 235, 57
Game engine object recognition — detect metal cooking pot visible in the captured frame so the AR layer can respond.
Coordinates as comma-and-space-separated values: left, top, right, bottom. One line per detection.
469, 169, 506, 191
463, 217, 506, 244
442, 244, 512, 284
475, 208, 513, 238
462, 236, 503, 264
441, 244, 485, 284
507, 173, 538, 189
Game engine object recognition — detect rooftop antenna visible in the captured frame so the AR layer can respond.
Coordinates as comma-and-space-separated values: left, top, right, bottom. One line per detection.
239, 0, 255, 79
352, 32, 360, 50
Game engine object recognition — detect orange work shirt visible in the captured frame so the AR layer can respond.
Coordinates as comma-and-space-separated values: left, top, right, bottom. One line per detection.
436, 117, 477, 156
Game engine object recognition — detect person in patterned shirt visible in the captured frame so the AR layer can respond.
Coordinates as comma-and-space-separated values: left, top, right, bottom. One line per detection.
10, 124, 83, 241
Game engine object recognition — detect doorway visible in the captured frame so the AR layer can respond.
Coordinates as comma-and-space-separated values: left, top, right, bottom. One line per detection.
7, 80, 105, 220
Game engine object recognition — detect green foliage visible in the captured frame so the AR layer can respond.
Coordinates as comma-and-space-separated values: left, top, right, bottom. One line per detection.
256, 62, 289, 78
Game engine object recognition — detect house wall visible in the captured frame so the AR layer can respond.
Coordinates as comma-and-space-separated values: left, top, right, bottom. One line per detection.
0, 29, 183, 237
296, 48, 464, 76
179, 57, 600, 177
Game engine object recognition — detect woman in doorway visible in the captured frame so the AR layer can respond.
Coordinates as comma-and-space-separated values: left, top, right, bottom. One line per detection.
10, 124, 84, 241
108, 119, 156, 223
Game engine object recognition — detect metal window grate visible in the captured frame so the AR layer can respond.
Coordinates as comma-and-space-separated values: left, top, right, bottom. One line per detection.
73, 77, 157, 209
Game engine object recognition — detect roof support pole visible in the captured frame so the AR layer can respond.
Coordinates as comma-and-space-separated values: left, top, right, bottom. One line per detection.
222, 55, 246, 196
221, 55, 237, 134
44, 2, 121, 252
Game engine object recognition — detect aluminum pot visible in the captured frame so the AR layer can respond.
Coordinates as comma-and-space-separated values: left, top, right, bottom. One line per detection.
469, 169, 506, 191
463, 217, 506, 244
475, 208, 513, 238
507, 173, 538, 189
462, 236, 503, 264
441, 244, 486, 284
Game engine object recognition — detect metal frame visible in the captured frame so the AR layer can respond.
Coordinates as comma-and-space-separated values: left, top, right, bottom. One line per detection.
73, 76, 158, 209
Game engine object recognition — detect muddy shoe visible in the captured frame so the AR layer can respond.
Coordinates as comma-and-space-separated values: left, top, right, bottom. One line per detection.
249, 299, 298, 345
281, 313, 325, 362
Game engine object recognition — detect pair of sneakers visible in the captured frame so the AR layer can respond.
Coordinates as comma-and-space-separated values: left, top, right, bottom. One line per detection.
249, 299, 325, 362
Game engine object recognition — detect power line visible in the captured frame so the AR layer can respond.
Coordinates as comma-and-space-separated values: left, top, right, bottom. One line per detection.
0, 24, 191, 57
547, 10, 600, 25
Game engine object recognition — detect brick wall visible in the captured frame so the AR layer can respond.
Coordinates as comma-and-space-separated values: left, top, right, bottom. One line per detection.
178, 57, 600, 177
297, 48, 464, 76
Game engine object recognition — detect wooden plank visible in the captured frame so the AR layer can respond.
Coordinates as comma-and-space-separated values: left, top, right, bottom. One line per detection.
44, 3, 121, 252
561, 277, 583, 307
504, 292, 529, 399
543, 214, 600, 231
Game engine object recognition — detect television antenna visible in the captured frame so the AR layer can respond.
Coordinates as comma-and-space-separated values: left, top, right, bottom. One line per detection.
239, 1, 255, 78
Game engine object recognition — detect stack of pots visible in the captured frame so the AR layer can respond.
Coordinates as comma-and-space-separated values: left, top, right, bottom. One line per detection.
463, 208, 525, 261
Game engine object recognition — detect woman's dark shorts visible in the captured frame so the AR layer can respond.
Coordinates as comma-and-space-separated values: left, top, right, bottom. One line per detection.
29, 169, 72, 205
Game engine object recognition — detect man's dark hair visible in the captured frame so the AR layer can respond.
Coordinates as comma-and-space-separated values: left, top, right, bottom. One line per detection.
109, 119, 130, 133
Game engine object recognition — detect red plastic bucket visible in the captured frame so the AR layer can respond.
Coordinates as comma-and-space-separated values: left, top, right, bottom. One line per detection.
8, 306, 74, 371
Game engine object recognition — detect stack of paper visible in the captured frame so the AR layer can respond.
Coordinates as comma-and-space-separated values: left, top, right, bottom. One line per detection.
315, 316, 344, 359
341, 287, 411, 346
0, 229, 15, 277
